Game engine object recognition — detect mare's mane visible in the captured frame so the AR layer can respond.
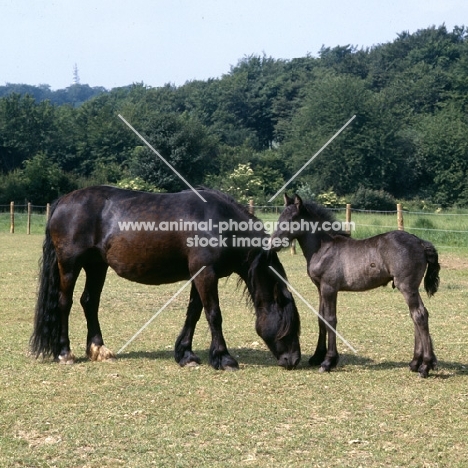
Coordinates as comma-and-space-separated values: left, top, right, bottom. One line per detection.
186, 189, 276, 310
191, 187, 258, 222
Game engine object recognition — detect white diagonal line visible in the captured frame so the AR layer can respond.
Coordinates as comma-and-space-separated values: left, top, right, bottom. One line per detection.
118, 114, 207, 203
268, 266, 357, 353
268, 115, 356, 202
117, 266, 206, 354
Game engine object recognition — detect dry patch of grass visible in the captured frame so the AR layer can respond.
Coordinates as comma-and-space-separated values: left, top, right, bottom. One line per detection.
1, 234, 467, 467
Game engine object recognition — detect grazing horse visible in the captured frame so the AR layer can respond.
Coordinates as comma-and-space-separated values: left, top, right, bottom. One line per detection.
30, 186, 301, 370
271, 194, 440, 378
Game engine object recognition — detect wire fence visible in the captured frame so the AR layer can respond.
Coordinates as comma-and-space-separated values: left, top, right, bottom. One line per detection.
0, 203, 49, 235
1, 202, 468, 248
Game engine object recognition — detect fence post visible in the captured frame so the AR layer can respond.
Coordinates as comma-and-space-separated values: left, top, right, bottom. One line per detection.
345, 203, 352, 234
248, 198, 255, 215
27, 202, 31, 235
397, 203, 404, 230
46, 203, 50, 221
10, 201, 14, 234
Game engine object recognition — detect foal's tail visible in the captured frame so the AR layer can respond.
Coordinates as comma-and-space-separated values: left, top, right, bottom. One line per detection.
30, 204, 62, 358
422, 241, 440, 297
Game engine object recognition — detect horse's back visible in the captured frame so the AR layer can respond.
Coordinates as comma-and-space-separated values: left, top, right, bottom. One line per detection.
46, 186, 255, 284
312, 231, 430, 291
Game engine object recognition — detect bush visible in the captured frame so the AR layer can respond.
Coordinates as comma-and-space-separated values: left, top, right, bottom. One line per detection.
295, 182, 315, 201
350, 187, 396, 211
316, 190, 346, 208
115, 177, 165, 192
0, 154, 77, 204
400, 198, 440, 212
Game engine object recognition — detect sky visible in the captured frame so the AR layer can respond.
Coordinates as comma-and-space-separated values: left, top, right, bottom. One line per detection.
0, 0, 466, 90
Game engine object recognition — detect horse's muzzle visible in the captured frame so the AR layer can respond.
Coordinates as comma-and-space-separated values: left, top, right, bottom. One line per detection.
278, 352, 301, 370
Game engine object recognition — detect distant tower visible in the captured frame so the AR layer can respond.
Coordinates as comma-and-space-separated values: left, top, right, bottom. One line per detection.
73, 63, 80, 85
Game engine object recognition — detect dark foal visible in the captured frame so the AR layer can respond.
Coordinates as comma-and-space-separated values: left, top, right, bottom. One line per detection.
271, 194, 440, 378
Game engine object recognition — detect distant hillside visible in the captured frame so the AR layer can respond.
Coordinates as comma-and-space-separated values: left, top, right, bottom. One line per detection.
0, 83, 108, 106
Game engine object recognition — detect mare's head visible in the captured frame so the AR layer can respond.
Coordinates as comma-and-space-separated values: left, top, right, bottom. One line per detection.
247, 250, 301, 369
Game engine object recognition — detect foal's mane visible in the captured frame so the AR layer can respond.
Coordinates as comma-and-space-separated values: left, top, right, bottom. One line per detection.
300, 199, 337, 224
299, 199, 349, 237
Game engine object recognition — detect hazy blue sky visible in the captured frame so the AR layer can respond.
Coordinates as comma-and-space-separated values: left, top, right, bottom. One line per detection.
1, 0, 466, 90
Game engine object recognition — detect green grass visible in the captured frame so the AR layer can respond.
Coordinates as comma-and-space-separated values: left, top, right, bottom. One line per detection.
1, 233, 468, 466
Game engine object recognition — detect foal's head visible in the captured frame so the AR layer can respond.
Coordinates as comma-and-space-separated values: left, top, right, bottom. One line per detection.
271, 194, 346, 249
271, 194, 311, 247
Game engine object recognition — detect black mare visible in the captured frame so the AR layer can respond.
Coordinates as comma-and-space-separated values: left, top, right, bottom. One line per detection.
30, 186, 301, 370
271, 194, 440, 378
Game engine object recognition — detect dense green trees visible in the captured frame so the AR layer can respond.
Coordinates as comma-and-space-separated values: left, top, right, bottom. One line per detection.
1, 25, 468, 207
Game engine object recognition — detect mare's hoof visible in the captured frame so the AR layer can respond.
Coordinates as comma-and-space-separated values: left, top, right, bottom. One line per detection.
319, 365, 330, 373
210, 353, 239, 371
57, 353, 76, 365
178, 352, 202, 367
88, 344, 117, 362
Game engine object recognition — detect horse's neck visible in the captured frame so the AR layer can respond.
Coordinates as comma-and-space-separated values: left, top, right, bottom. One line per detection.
238, 251, 270, 308
296, 232, 322, 263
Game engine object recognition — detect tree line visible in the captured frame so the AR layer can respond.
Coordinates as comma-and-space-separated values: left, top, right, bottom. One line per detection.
1, 25, 467, 208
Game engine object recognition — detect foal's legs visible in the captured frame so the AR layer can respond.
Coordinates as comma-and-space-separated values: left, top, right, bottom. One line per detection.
309, 315, 327, 366
315, 284, 339, 373
80, 263, 116, 361
192, 267, 238, 370
309, 282, 328, 366
399, 286, 437, 378
174, 283, 203, 366
409, 326, 424, 373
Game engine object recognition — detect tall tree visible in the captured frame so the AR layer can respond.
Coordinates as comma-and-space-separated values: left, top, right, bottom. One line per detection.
128, 112, 219, 191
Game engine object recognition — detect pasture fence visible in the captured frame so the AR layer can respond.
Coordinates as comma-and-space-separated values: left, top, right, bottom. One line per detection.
0, 202, 50, 235
1, 201, 468, 248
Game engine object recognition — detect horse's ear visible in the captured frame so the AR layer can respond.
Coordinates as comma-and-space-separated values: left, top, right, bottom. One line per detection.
273, 280, 292, 306
283, 193, 294, 206
294, 194, 303, 210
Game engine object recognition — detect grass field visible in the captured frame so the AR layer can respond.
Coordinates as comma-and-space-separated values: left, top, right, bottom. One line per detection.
1, 232, 468, 467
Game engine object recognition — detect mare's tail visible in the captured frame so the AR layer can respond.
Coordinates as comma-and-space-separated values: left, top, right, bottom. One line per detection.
30, 204, 62, 358
422, 241, 440, 297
